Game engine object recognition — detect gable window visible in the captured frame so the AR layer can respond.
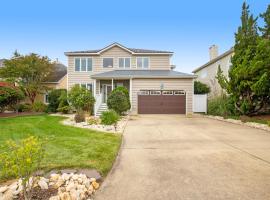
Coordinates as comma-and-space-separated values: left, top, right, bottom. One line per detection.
119, 58, 131, 68
103, 58, 113, 68
137, 57, 149, 69
75, 58, 92, 72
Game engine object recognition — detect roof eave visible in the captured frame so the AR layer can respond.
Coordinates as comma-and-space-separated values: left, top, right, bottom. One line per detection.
91, 75, 196, 79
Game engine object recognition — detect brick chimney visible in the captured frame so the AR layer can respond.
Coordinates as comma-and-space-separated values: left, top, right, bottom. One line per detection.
209, 45, 218, 60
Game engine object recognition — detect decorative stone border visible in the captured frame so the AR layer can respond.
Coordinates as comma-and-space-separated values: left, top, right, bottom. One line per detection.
50, 114, 129, 134
204, 115, 270, 132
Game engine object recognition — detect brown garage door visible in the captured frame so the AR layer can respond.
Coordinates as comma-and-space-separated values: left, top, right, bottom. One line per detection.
138, 90, 186, 114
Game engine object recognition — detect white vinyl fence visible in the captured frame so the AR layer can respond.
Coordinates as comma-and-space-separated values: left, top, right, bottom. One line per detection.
193, 94, 207, 113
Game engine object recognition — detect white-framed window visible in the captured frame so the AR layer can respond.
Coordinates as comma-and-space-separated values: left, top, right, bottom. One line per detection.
136, 57, 149, 69
174, 90, 185, 95
119, 57, 131, 68
75, 57, 92, 72
139, 90, 149, 95
44, 93, 49, 104
150, 90, 161, 95
116, 82, 124, 87
77, 83, 93, 93
103, 58, 114, 68
162, 90, 173, 95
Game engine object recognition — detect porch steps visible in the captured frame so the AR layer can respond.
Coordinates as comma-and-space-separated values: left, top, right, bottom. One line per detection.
96, 103, 108, 116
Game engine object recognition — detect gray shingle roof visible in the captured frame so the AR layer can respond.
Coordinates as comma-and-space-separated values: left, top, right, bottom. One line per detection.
91, 70, 196, 79
45, 63, 67, 82
65, 42, 173, 55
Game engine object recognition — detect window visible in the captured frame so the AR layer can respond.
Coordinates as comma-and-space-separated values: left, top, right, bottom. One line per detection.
174, 90, 185, 95
44, 93, 49, 104
103, 58, 113, 68
75, 57, 93, 72
119, 58, 131, 68
137, 57, 149, 69
150, 90, 161, 95
139, 90, 149, 95
116, 82, 124, 87
162, 91, 173, 95
79, 83, 93, 93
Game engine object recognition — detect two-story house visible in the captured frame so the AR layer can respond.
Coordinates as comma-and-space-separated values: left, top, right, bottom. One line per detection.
65, 43, 196, 115
192, 45, 234, 97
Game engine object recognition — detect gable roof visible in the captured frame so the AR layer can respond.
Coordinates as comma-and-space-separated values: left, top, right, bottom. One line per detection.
192, 48, 234, 73
91, 70, 196, 79
45, 63, 67, 83
64, 42, 173, 56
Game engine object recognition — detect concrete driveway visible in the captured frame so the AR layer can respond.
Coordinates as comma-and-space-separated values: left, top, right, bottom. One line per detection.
95, 115, 270, 200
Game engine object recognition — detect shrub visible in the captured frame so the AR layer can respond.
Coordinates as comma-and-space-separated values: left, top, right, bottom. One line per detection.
48, 89, 67, 112
194, 81, 210, 94
100, 110, 119, 127
68, 85, 95, 114
208, 95, 238, 117
74, 111, 85, 123
268, 121, 270, 127
107, 87, 130, 115
0, 86, 24, 112
88, 117, 100, 125
57, 91, 70, 114
17, 103, 32, 112
0, 136, 45, 199
32, 101, 47, 112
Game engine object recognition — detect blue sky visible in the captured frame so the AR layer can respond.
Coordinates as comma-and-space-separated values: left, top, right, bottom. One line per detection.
0, 0, 269, 73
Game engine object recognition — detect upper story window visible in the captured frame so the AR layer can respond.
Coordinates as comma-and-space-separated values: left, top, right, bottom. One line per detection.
137, 57, 149, 69
75, 58, 92, 72
103, 58, 113, 68
119, 58, 131, 68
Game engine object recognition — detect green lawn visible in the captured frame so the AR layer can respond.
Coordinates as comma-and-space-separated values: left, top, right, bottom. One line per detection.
0, 115, 121, 177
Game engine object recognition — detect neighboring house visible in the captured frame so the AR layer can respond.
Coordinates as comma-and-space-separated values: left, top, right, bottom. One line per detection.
36, 62, 67, 104
0, 59, 7, 68
65, 42, 196, 115
192, 45, 234, 97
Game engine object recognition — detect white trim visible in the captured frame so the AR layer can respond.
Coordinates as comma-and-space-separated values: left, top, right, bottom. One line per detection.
135, 57, 150, 69
74, 57, 93, 72
118, 57, 131, 69
150, 90, 161, 95
111, 79, 114, 90
129, 78, 132, 110
102, 57, 114, 68
98, 43, 134, 54
162, 90, 173, 95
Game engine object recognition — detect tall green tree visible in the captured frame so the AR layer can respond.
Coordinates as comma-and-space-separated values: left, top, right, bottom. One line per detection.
0, 52, 53, 104
259, 5, 270, 38
216, 2, 266, 116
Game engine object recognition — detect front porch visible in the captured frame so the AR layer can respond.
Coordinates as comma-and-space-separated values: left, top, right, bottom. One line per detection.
93, 79, 132, 116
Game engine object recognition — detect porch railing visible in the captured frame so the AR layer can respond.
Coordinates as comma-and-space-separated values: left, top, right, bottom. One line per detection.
94, 94, 102, 116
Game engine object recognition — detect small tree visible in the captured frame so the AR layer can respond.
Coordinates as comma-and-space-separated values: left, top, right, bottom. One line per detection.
48, 89, 67, 112
0, 86, 25, 112
100, 110, 120, 130
0, 52, 54, 104
57, 91, 70, 114
194, 81, 210, 94
107, 87, 130, 115
0, 136, 45, 200
68, 85, 95, 114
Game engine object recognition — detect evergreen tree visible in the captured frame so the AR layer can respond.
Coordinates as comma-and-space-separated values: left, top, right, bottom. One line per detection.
259, 5, 270, 39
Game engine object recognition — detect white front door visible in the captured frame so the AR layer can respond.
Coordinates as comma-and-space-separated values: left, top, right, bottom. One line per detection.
102, 84, 112, 103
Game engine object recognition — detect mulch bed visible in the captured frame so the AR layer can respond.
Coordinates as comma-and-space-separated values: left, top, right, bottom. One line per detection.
0, 112, 43, 118
18, 187, 58, 200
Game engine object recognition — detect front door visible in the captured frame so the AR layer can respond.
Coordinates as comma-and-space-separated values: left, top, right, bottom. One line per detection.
102, 84, 112, 103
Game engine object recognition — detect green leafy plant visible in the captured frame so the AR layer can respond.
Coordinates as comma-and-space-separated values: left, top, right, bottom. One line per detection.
208, 95, 238, 117
100, 110, 119, 130
16, 103, 32, 112
107, 86, 130, 115
0, 86, 25, 112
31, 101, 47, 112
194, 81, 210, 94
48, 89, 67, 112
68, 85, 95, 114
0, 136, 45, 200
57, 90, 70, 114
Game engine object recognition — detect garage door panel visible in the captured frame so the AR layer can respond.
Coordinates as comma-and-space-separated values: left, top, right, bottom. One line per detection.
138, 92, 186, 114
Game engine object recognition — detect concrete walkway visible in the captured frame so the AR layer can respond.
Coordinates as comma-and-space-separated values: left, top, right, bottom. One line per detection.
95, 115, 270, 200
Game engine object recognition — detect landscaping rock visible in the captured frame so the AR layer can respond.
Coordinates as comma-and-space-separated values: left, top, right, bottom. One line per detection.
38, 178, 49, 190
2, 189, 13, 200
50, 195, 60, 200
77, 169, 102, 181
0, 186, 8, 193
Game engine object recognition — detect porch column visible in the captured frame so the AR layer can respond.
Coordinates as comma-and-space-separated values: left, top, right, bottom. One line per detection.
93, 79, 96, 98
129, 78, 132, 110
111, 78, 114, 90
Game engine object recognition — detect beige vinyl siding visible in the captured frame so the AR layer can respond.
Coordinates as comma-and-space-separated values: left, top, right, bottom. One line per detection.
67, 46, 172, 90
131, 78, 193, 114
195, 52, 233, 98
57, 75, 67, 89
